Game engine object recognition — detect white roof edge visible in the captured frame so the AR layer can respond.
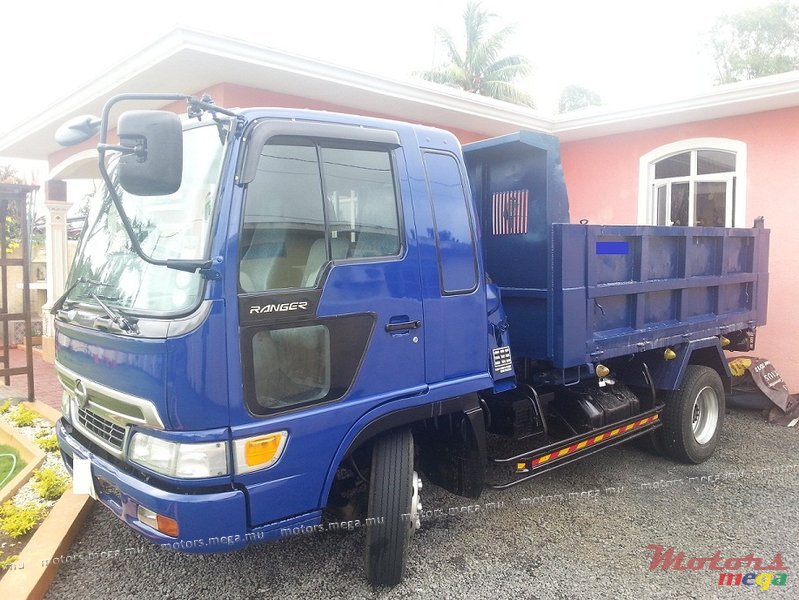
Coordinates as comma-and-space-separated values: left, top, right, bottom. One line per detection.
163, 28, 557, 130
0, 30, 189, 150
2, 27, 799, 156
553, 70, 799, 140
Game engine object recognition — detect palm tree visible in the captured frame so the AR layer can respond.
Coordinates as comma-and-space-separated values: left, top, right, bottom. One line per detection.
419, 1, 534, 107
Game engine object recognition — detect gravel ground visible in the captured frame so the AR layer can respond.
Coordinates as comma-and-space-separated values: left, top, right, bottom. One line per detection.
45, 408, 798, 600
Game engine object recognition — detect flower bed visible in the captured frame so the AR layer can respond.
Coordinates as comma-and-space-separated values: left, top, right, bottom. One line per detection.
0, 399, 70, 576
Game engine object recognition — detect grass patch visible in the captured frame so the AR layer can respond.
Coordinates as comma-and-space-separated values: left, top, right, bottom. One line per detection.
0, 445, 26, 490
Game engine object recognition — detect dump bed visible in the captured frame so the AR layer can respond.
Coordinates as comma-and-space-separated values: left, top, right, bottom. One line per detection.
522, 223, 768, 367
463, 132, 770, 371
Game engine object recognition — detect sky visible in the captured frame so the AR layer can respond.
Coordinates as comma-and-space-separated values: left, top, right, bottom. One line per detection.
0, 0, 784, 184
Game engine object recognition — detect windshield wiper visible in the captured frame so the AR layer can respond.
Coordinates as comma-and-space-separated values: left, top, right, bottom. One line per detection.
50, 277, 115, 314
91, 293, 139, 334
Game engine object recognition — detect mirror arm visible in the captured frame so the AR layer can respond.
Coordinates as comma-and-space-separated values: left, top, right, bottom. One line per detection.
95, 150, 212, 274
95, 93, 216, 275
97, 142, 143, 157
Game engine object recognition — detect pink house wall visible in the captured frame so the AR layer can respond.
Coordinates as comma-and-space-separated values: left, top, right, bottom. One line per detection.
560, 106, 799, 392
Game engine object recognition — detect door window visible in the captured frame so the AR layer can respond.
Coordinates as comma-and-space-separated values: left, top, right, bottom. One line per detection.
239, 139, 401, 292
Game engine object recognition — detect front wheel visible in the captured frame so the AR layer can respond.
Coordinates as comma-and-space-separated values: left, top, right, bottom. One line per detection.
657, 365, 725, 464
364, 428, 419, 586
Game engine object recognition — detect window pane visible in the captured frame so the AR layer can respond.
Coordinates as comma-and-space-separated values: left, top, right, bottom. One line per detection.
321, 147, 400, 259
697, 150, 735, 175
654, 152, 690, 178
240, 143, 326, 291
670, 182, 689, 226
656, 185, 667, 225
695, 181, 727, 227
252, 325, 330, 409
424, 152, 478, 293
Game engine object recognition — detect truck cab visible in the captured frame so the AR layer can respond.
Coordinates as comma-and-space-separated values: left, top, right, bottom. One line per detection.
53, 95, 768, 586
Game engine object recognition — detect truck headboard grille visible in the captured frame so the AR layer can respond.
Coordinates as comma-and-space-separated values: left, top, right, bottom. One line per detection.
492, 190, 528, 235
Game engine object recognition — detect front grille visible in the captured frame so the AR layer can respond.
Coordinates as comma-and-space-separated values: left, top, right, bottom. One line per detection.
77, 407, 126, 450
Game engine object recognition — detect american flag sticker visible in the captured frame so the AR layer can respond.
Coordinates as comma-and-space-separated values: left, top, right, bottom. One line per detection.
492, 189, 529, 235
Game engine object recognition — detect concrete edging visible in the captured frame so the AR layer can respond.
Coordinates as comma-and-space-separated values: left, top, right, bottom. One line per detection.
0, 400, 93, 600
0, 420, 46, 505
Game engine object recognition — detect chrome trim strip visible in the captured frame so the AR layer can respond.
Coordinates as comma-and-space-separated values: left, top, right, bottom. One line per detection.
55, 361, 165, 430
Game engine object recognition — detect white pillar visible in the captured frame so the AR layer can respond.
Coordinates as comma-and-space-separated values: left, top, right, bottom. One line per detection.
41, 192, 72, 362
44, 200, 73, 305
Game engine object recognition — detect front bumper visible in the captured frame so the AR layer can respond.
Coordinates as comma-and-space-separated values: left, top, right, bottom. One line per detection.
56, 418, 321, 552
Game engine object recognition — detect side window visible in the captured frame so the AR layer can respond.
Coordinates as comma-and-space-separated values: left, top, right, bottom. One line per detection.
321, 147, 401, 259
423, 152, 479, 294
239, 140, 401, 292
252, 325, 331, 408
242, 315, 373, 414
240, 142, 325, 291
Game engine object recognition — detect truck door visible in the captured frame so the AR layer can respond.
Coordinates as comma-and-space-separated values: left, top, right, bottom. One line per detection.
236, 124, 426, 419
417, 150, 487, 383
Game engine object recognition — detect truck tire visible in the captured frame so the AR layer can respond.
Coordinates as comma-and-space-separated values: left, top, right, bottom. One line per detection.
364, 428, 415, 586
657, 365, 725, 464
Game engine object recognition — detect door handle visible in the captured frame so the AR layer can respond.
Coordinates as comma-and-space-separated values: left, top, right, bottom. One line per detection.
385, 320, 422, 333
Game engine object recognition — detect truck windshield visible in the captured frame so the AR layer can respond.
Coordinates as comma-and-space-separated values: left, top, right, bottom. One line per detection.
66, 122, 228, 316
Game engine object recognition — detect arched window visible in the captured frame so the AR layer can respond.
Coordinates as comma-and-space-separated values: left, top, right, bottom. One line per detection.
638, 139, 747, 227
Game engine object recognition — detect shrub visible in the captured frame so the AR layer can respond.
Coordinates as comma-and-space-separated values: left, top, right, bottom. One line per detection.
8, 405, 37, 427
0, 399, 11, 414
0, 554, 19, 569
35, 434, 60, 453
0, 501, 46, 538
33, 467, 69, 501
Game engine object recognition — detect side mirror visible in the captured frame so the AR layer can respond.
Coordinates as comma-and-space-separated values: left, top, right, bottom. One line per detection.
117, 110, 183, 196
55, 115, 102, 146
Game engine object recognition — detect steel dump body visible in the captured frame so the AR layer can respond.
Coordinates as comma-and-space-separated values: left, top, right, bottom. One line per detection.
541, 224, 766, 367
464, 131, 769, 373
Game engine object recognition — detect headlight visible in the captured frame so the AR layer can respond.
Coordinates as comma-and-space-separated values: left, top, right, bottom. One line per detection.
128, 432, 229, 478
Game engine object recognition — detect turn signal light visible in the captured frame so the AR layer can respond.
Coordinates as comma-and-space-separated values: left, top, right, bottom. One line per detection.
664, 348, 677, 360
137, 505, 179, 537
234, 431, 288, 474
245, 433, 284, 466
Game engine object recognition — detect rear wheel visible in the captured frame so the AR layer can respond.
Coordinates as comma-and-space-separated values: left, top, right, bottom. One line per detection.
364, 428, 418, 586
657, 365, 725, 464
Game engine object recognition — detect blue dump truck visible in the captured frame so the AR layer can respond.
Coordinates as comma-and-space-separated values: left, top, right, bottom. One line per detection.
52, 94, 768, 585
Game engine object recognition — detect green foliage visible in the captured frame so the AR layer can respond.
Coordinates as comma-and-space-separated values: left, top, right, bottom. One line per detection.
558, 85, 603, 113
709, 1, 799, 84
0, 501, 46, 538
8, 405, 37, 427
32, 467, 69, 501
0, 554, 19, 569
418, 1, 534, 107
35, 434, 60, 453
0, 399, 11, 414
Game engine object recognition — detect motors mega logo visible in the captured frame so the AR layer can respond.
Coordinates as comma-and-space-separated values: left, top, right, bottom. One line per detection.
646, 545, 788, 591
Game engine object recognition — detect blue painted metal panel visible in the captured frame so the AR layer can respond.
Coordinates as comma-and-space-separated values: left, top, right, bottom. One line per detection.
550, 224, 768, 367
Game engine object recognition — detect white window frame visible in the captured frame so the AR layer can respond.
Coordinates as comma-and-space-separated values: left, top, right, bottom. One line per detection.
637, 138, 747, 227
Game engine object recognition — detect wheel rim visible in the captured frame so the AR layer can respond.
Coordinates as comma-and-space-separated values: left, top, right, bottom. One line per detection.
409, 471, 422, 531
691, 385, 719, 445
